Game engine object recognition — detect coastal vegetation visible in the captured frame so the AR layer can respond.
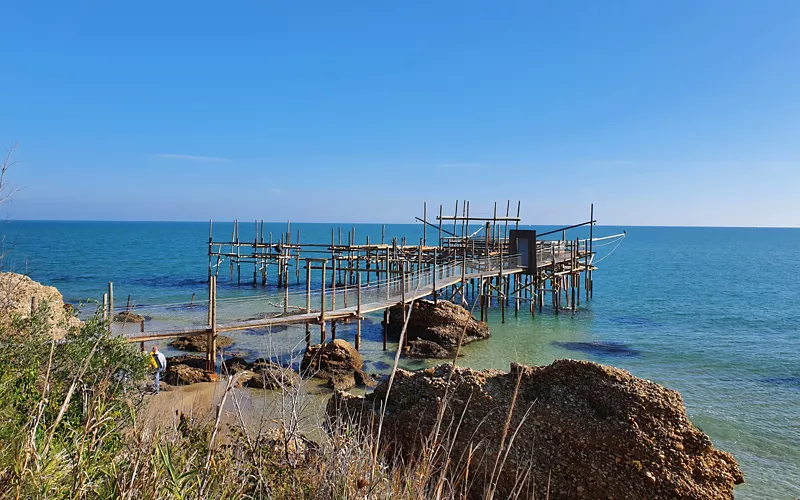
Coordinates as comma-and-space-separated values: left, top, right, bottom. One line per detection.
0, 275, 744, 499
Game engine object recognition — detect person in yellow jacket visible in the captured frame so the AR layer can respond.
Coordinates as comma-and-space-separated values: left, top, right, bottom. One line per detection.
150, 346, 167, 394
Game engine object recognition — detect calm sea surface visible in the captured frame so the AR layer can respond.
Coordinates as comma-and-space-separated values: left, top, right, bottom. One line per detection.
2, 221, 798, 499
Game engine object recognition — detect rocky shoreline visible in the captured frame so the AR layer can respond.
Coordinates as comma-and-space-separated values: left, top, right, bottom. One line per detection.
5, 275, 745, 498
330, 360, 745, 499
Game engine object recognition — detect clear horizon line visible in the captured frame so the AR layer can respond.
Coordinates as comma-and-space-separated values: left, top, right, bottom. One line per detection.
5, 219, 800, 230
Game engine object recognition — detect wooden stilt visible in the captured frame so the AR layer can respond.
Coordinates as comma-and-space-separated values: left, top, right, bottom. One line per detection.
356, 273, 362, 351
320, 260, 327, 343
305, 260, 311, 350
383, 308, 388, 351
108, 282, 114, 334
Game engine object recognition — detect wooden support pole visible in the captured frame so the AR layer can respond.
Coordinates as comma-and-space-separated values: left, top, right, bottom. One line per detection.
418, 238, 423, 288
356, 273, 362, 351
589, 203, 594, 299
438, 205, 443, 250
453, 200, 459, 240
320, 260, 327, 343
423, 201, 427, 246
331, 320, 337, 341
305, 264, 311, 350
108, 282, 114, 333
500, 275, 505, 324
432, 251, 438, 304
208, 219, 213, 278
383, 308, 388, 351
208, 276, 217, 372
479, 279, 485, 322
499, 246, 505, 324
366, 235, 371, 285
102, 293, 108, 322
400, 265, 406, 325
385, 248, 390, 300
296, 229, 301, 285
331, 257, 337, 310
208, 278, 213, 325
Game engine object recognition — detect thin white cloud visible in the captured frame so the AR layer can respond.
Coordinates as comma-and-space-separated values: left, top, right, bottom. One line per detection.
152, 153, 230, 162
438, 162, 480, 169
589, 159, 635, 166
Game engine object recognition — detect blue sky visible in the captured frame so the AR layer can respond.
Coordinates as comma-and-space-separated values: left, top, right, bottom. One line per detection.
2, 1, 799, 226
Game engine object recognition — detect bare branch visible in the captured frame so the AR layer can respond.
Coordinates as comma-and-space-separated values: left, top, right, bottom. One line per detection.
0, 141, 20, 205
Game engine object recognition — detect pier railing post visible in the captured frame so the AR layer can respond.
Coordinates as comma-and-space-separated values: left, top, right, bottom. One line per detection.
108, 282, 114, 334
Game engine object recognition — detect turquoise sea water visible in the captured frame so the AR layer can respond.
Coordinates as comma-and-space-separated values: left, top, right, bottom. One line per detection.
2, 221, 798, 499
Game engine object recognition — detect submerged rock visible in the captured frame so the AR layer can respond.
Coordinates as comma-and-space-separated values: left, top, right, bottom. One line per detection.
554, 341, 641, 357
301, 339, 373, 391
242, 359, 300, 390
329, 359, 744, 499
114, 310, 146, 323
169, 334, 233, 352
386, 300, 489, 357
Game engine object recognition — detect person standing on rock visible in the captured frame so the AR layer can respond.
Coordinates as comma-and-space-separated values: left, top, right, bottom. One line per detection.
150, 346, 167, 394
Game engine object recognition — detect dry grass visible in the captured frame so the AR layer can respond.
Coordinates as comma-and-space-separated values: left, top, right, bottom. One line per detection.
0, 288, 540, 499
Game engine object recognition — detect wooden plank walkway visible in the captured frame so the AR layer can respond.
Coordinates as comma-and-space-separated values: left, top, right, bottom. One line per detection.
126, 265, 525, 343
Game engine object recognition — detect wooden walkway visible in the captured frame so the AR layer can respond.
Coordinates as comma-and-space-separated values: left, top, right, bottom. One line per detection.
126, 262, 526, 343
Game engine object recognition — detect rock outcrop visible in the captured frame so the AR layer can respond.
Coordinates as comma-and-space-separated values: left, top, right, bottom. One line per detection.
0, 272, 82, 338
114, 310, 146, 323
223, 355, 251, 374
164, 355, 218, 385
301, 339, 374, 391
238, 359, 300, 390
386, 300, 489, 357
329, 359, 744, 499
164, 363, 216, 385
169, 334, 233, 352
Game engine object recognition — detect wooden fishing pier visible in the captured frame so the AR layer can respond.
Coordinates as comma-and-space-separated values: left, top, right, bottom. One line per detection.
111, 202, 623, 371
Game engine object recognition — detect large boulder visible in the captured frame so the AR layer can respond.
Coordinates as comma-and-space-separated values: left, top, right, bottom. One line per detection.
301, 339, 373, 391
169, 334, 233, 352
0, 272, 82, 339
240, 359, 300, 390
329, 360, 744, 499
164, 363, 215, 386
222, 355, 251, 374
163, 355, 218, 385
386, 300, 489, 357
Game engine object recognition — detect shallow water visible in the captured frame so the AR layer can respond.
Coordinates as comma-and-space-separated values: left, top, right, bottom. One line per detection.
3, 221, 799, 498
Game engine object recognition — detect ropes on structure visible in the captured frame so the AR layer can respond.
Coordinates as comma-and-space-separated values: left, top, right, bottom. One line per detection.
592, 232, 626, 264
